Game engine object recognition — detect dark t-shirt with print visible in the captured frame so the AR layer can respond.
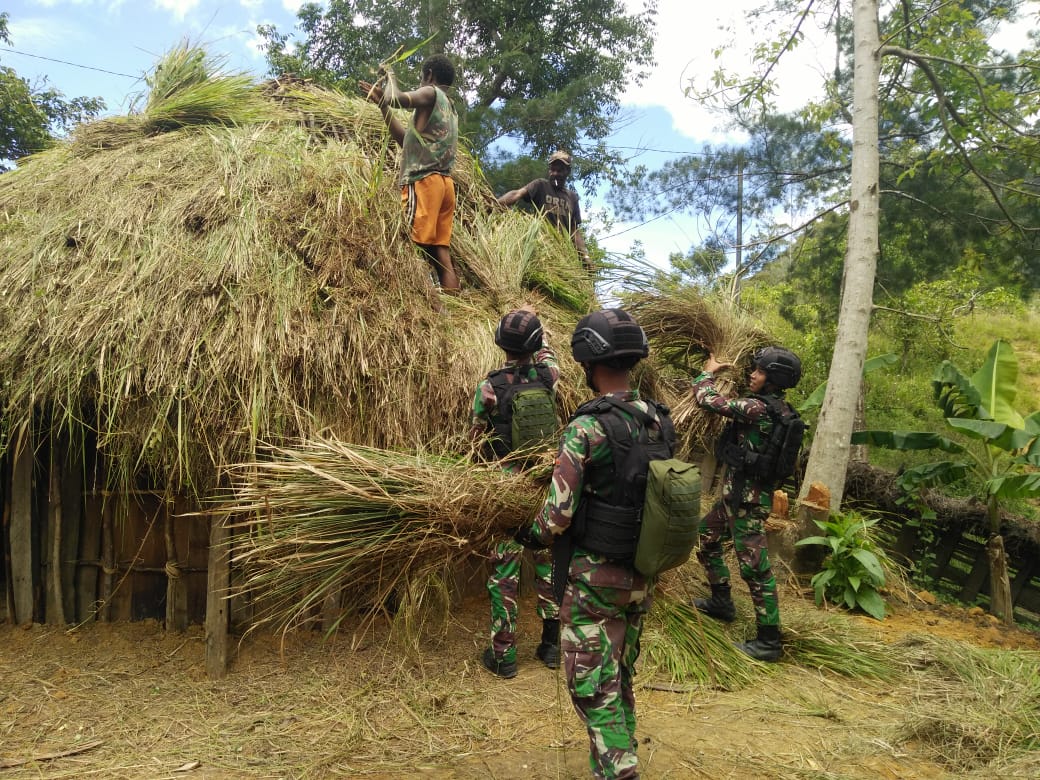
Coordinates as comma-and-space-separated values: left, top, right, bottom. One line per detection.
521, 179, 582, 233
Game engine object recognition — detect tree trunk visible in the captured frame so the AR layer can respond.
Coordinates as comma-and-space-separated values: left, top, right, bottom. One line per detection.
986, 493, 1013, 624
986, 535, 1013, 624
796, 0, 881, 532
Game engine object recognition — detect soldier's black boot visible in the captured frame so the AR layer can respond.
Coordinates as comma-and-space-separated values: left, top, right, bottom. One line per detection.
736, 624, 782, 662
693, 584, 736, 622
535, 618, 561, 669
481, 648, 518, 679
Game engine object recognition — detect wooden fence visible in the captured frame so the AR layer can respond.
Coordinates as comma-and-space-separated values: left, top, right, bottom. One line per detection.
877, 517, 1040, 624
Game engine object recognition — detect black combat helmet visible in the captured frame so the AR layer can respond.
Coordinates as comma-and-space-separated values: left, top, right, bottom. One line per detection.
754, 347, 802, 389
495, 310, 544, 354
571, 308, 649, 364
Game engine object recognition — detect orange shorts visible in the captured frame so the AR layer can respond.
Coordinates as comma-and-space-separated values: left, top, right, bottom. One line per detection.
401, 173, 455, 247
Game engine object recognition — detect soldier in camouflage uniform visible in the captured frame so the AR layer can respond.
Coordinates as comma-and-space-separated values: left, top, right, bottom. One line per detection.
471, 306, 561, 678
690, 347, 802, 662
518, 308, 661, 780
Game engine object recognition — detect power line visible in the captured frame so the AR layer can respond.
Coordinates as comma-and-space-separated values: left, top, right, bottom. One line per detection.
0, 47, 139, 79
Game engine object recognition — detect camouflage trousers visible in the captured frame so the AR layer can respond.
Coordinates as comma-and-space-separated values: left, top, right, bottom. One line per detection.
696, 487, 780, 627
486, 539, 558, 663
561, 550, 653, 780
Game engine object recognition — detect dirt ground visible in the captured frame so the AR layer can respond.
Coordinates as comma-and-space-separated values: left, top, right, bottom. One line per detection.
2, 586, 1039, 780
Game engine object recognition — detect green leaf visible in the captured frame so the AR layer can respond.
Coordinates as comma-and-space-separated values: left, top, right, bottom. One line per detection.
851, 548, 885, 583
946, 418, 1009, 442
988, 472, 1040, 500
856, 588, 887, 620
795, 535, 830, 548
851, 430, 964, 453
798, 380, 828, 413
897, 461, 970, 492
864, 353, 899, 374
972, 340, 1024, 427
843, 586, 857, 609
848, 575, 862, 592
932, 361, 981, 418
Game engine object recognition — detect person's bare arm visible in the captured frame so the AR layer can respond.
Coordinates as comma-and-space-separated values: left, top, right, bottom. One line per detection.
358, 80, 407, 146
498, 185, 530, 207
571, 228, 591, 270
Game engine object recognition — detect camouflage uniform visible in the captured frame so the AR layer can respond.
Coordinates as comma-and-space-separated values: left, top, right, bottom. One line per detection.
474, 346, 561, 666
692, 370, 781, 627
530, 390, 661, 780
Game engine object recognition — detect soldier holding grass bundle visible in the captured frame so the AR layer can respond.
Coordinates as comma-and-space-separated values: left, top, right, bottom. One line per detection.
470, 305, 562, 679
691, 347, 804, 662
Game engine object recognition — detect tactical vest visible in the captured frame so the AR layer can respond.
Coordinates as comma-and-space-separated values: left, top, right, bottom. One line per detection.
716, 393, 804, 485
572, 396, 676, 561
485, 363, 557, 460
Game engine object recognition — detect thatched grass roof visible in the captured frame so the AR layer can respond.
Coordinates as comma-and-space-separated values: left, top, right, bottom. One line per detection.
0, 48, 597, 496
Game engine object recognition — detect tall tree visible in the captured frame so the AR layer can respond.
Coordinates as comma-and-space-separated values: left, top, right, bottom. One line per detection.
0, 13, 105, 170
257, 0, 658, 190
659, 0, 1040, 508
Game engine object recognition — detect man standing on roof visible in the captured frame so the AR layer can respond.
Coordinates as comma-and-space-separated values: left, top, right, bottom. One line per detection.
359, 55, 461, 294
498, 151, 592, 271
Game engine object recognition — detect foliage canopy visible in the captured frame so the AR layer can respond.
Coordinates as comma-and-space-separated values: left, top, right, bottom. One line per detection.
256, 0, 658, 190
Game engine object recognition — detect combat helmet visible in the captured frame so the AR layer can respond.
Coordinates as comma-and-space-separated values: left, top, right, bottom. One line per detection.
495, 309, 544, 354
753, 347, 802, 389
571, 309, 649, 364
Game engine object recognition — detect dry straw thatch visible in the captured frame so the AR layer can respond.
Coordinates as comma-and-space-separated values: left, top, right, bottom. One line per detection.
0, 45, 594, 496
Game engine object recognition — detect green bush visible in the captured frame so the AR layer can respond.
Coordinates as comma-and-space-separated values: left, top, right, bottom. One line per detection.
796, 511, 892, 620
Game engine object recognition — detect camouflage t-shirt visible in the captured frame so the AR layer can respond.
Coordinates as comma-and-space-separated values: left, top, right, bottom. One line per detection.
400, 86, 458, 185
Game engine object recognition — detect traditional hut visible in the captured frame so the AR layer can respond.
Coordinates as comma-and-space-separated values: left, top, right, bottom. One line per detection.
0, 47, 598, 671
0, 47, 774, 677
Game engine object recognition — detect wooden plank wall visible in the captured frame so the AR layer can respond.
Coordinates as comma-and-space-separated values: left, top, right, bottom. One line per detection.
1, 428, 212, 626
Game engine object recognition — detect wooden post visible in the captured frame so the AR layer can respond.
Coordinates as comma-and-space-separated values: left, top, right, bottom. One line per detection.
10, 428, 35, 625
99, 498, 115, 622
205, 515, 230, 678
59, 443, 82, 625
164, 508, 188, 632
46, 445, 66, 625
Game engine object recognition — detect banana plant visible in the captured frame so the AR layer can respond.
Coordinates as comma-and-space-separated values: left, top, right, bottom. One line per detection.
851, 340, 1040, 623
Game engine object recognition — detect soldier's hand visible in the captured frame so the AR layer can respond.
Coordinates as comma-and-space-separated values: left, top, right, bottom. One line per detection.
704, 353, 733, 374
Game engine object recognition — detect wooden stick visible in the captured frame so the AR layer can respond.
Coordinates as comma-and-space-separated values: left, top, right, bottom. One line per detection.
0, 739, 104, 769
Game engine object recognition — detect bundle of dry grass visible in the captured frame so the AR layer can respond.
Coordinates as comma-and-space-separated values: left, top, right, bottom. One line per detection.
623, 286, 772, 456
216, 436, 546, 635
0, 45, 593, 497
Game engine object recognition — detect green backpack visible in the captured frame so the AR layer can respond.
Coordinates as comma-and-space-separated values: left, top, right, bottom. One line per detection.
634, 458, 701, 577
487, 364, 559, 458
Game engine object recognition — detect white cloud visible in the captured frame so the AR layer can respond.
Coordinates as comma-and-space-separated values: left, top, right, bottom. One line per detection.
153, 0, 201, 23
282, 0, 309, 13
239, 0, 263, 10
7, 16, 87, 49
625, 0, 831, 143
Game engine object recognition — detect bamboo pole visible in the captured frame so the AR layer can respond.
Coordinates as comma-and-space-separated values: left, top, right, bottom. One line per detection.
205, 515, 230, 678
10, 426, 35, 625
164, 508, 188, 631
47, 445, 67, 624
99, 499, 115, 622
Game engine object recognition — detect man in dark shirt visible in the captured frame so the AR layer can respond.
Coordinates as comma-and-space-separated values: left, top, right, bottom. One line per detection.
498, 151, 592, 271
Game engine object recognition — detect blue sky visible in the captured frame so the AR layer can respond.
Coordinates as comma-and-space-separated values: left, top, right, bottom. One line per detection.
2, 0, 827, 269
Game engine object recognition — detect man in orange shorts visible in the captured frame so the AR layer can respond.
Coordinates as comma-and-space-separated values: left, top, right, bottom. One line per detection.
360, 55, 461, 293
